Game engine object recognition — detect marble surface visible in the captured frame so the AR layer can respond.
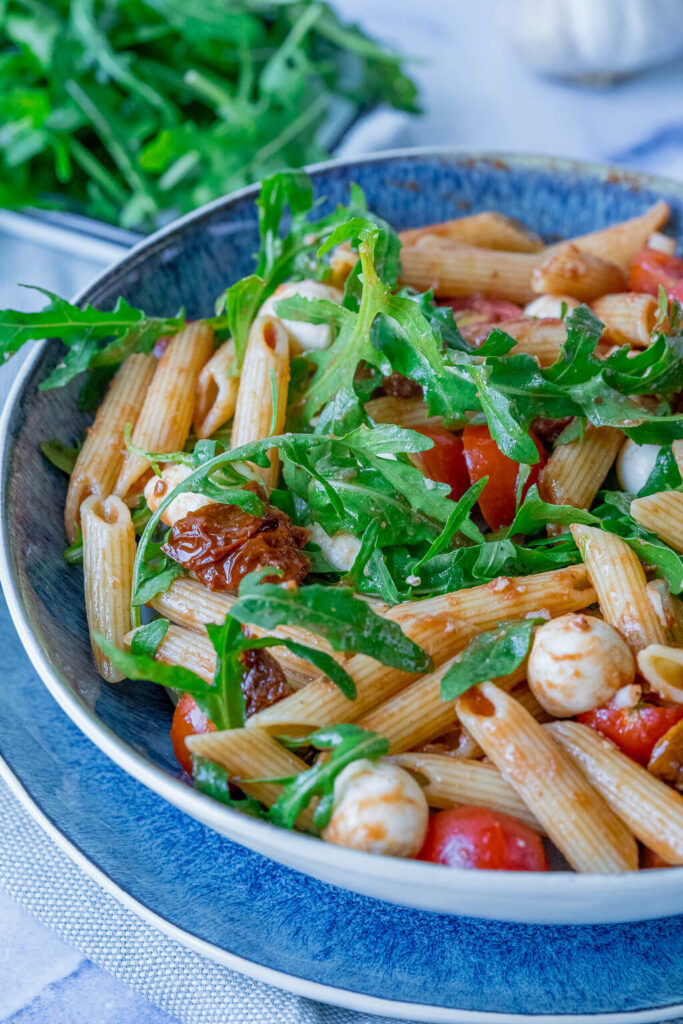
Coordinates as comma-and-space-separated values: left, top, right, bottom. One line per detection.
2, 1, 683, 1021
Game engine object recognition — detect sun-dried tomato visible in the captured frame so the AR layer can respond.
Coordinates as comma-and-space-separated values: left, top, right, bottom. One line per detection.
240, 647, 293, 717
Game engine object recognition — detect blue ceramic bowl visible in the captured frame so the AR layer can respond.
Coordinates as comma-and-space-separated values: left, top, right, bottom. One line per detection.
3, 149, 683, 925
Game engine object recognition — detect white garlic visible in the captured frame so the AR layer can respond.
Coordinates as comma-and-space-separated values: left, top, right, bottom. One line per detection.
143, 464, 210, 527
528, 613, 635, 717
616, 438, 660, 495
322, 759, 428, 858
259, 279, 343, 354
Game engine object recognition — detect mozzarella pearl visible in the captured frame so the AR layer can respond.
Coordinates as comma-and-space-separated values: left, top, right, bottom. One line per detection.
616, 438, 661, 495
143, 463, 210, 527
260, 279, 343, 353
528, 613, 635, 717
523, 294, 580, 319
322, 759, 428, 858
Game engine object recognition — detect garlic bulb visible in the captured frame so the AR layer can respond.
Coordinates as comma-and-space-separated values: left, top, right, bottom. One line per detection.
508, 0, 683, 80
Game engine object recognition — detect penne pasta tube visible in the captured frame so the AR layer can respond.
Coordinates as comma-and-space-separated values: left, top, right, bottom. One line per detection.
399, 212, 543, 252
492, 317, 568, 366
328, 243, 358, 288
355, 654, 527, 754
547, 719, 683, 865
247, 565, 596, 733
65, 353, 156, 543
391, 753, 544, 831
193, 339, 239, 439
590, 293, 658, 348
511, 682, 552, 723
114, 323, 214, 499
149, 578, 333, 688
531, 244, 626, 302
571, 524, 666, 651
647, 231, 676, 255
231, 316, 289, 491
365, 395, 444, 430
399, 238, 539, 303
131, 616, 317, 693
630, 491, 683, 553
81, 495, 136, 683
646, 580, 683, 644
562, 201, 670, 271
636, 644, 683, 704
539, 425, 622, 511
186, 728, 315, 829
457, 683, 638, 872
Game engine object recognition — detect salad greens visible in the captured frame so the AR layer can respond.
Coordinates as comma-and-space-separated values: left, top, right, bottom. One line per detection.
440, 619, 539, 702
0, 0, 417, 230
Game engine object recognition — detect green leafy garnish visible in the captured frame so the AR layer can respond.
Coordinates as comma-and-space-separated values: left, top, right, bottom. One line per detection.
265, 724, 388, 831
40, 438, 79, 474
440, 619, 538, 701
130, 617, 169, 657
192, 757, 266, 819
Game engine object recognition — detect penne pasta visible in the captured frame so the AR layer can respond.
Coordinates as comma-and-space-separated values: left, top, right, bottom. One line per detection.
636, 644, 683, 704
392, 753, 544, 831
365, 395, 444, 430
571, 524, 666, 651
354, 652, 527, 754
187, 728, 315, 829
590, 293, 658, 348
399, 212, 543, 252
539, 425, 622, 511
193, 339, 239, 439
247, 565, 596, 733
81, 495, 136, 682
645, 580, 683, 644
457, 683, 638, 872
114, 323, 214, 499
399, 238, 539, 302
132, 616, 317, 692
231, 316, 289, 491
65, 353, 156, 543
647, 231, 676, 255
562, 200, 670, 271
490, 317, 568, 366
548, 719, 683, 864
630, 491, 683, 553
531, 244, 626, 302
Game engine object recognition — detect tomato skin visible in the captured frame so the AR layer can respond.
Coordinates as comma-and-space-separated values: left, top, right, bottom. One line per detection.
578, 703, 683, 766
170, 693, 216, 775
445, 293, 523, 322
462, 424, 546, 530
629, 247, 683, 298
418, 806, 548, 871
414, 427, 470, 501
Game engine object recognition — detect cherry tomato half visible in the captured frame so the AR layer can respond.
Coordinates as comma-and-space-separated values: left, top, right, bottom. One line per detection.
462, 423, 546, 530
170, 693, 216, 775
413, 427, 470, 501
629, 247, 683, 299
418, 806, 548, 871
578, 703, 683, 766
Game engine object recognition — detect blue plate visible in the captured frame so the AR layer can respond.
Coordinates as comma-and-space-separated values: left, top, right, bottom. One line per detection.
4, 586, 683, 1022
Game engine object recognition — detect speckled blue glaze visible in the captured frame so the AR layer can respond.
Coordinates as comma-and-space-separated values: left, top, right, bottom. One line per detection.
4, 152, 683, 1017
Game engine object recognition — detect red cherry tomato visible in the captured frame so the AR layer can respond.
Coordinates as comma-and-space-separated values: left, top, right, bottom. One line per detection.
578, 703, 683, 766
418, 806, 548, 871
629, 247, 683, 298
413, 427, 470, 501
170, 693, 216, 775
462, 424, 546, 530
641, 847, 672, 869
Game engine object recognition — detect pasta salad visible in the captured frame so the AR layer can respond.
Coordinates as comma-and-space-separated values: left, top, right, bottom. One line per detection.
5, 171, 683, 873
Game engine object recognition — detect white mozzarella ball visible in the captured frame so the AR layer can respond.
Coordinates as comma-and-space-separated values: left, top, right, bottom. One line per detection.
309, 523, 361, 572
259, 279, 343, 353
322, 759, 428, 858
143, 464, 210, 527
616, 439, 661, 495
523, 294, 580, 319
528, 613, 635, 717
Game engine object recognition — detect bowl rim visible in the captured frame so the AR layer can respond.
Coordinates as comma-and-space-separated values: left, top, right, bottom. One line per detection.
4, 146, 683, 908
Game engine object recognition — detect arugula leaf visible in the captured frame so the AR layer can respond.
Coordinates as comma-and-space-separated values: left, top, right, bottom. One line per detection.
638, 445, 683, 497
509, 485, 599, 536
192, 757, 267, 819
440, 619, 538, 701
266, 725, 389, 831
411, 479, 486, 571
40, 439, 79, 474
206, 618, 247, 730
231, 572, 432, 673
94, 632, 214, 696
130, 617, 169, 656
